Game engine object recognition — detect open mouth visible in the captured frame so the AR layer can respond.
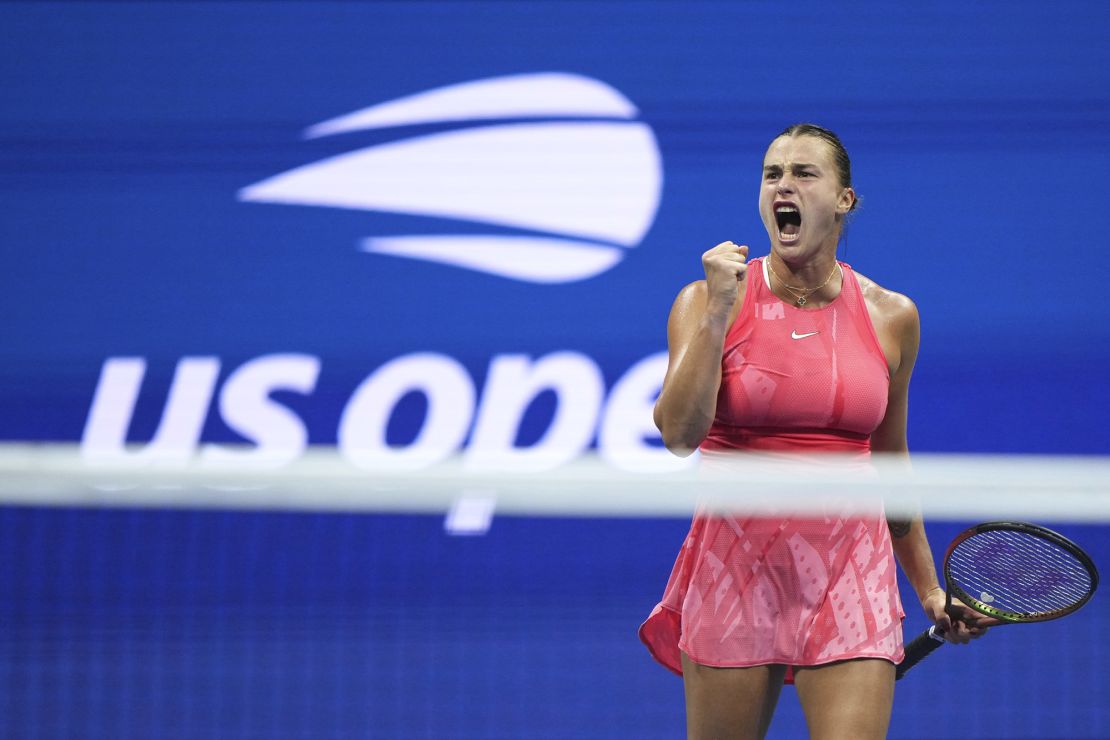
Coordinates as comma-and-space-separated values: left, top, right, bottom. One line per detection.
774, 203, 801, 241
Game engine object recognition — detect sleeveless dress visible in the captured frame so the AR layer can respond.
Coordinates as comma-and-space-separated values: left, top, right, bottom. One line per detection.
638, 258, 905, 677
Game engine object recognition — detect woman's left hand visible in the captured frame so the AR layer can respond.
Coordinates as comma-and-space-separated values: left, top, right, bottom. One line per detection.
922, 588, 998, 644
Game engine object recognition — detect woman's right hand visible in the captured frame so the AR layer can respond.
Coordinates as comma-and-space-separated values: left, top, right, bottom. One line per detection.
701, 241, 749, 318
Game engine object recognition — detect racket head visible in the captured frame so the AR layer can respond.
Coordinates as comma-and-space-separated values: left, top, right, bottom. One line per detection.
942, 521, 1098, 624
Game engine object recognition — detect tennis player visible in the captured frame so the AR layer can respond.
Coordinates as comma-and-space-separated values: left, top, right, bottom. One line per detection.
639, 124, 988, 739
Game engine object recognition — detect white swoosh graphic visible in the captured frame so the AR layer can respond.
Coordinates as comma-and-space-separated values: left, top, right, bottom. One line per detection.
304, 72, 638, 139
239, 121, 661, 246
362, 235, 624, 283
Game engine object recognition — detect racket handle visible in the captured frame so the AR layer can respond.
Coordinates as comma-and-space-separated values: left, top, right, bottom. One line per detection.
895, 625, 946, 680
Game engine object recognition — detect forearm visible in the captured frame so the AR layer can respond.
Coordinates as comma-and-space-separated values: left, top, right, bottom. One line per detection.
890, 516, 942, 605
654, 313, 729, 453
881, 458, 941, 605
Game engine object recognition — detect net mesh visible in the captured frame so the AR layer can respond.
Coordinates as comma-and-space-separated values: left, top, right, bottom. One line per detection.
2, 444, 1109, 739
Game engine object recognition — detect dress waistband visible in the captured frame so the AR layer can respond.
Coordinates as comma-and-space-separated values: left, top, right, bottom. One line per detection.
701, 425, 871, 456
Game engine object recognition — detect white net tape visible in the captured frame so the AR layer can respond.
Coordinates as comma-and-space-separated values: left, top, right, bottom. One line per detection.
1, 443, 1109, 522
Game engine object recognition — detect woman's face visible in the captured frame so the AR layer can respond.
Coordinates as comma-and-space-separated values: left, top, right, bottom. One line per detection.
759, 135, 854, 261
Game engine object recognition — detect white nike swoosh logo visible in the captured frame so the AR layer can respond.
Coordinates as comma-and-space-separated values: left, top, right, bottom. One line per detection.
791, 330, 819, 340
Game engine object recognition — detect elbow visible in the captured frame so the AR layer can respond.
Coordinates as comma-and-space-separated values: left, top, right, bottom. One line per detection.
664, 441, 699, 458
654, 403, 707, 457
657, 423, 704, 458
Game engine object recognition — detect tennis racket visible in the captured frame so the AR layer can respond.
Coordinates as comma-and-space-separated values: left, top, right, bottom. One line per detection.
895, 521, 1098, 680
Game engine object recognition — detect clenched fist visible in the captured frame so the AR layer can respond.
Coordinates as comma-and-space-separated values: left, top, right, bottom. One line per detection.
701, 241, 749, 317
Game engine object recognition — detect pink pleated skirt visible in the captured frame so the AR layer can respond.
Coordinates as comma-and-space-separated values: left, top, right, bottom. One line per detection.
639, 509, 905, 678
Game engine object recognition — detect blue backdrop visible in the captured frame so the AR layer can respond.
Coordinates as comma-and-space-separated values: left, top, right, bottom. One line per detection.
2, 2, 1109, 737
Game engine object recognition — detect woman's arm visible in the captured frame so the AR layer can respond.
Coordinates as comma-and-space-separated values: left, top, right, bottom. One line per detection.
868, 289, 986, 643
868, 293, 939, 597
653, 242, 749, 455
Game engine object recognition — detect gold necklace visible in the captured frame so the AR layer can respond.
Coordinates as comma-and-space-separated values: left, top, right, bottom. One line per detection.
766, 259, 839, 306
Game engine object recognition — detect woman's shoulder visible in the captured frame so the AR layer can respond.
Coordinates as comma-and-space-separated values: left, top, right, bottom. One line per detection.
852, 269, 919, 328
669, 276, 748, 327
675, 279, 707, 302
666, 280, 707, 324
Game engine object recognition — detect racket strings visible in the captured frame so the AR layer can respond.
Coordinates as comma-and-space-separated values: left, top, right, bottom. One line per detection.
955, 536, 1091, 601
948, 530, 1093, 618
950, 560, 1081, 615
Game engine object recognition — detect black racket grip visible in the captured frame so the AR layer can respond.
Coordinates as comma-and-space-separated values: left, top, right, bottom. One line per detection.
895, 625, 945, 680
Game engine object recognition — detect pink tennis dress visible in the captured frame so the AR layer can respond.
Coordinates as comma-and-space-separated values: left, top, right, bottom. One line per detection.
639, 258, 905, 677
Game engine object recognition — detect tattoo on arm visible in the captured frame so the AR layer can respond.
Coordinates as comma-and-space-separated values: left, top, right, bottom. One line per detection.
887, 518, 912, 538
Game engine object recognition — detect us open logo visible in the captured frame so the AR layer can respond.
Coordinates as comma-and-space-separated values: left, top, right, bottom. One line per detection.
238, 72, 663, 283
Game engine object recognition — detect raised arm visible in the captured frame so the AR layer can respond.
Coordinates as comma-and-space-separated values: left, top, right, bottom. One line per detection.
653, 242, 749, 455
